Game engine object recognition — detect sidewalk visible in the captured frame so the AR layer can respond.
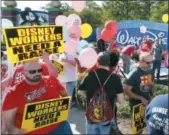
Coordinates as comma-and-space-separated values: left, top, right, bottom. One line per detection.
68, 107, 86, 134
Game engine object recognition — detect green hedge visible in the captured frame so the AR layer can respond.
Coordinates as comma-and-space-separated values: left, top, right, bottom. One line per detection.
76, 81, 168, 118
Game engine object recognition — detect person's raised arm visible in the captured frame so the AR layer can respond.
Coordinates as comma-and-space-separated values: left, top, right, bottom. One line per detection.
41, 52, 58, 77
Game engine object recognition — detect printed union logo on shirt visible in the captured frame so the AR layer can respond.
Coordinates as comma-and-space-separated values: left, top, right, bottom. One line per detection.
2, 25, 64, 63
21, 96, 71, 132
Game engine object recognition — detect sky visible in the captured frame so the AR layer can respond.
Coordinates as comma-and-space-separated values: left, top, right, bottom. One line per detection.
2, 1, 103, 11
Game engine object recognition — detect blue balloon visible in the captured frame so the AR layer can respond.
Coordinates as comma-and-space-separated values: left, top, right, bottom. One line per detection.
77, 40, 89, 54
63, 27, 69, 42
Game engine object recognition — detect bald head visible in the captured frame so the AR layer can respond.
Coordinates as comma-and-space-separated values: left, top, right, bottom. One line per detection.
139, 52, 153, 71
139, 52, 153, 61
23, 60, 41, 70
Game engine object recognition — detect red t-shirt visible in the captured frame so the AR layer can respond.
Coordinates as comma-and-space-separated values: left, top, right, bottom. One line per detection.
11, 62, 49, 87
3, 76, 65, 134
121, 45, 136, 56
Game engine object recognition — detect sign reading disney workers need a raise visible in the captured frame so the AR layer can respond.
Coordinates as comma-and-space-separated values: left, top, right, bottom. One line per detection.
3, 25, 64, 63
21, 96, 71, 132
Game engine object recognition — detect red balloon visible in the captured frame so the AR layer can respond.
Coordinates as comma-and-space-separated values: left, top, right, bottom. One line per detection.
101, 29, 114, 42
104, 20, 118, 38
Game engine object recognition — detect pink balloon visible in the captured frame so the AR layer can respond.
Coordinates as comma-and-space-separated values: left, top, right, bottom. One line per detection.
78, 48, 98, 68
68, 25, 81, 41
64, 40, 78, 55
71, 1, 86, 12
101, 29, 114, 42
55, 15, 67, 25
65, 14, 82, 29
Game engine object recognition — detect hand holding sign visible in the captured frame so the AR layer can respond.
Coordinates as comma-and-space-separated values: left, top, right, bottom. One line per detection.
41, 51, 50, 63
140, 97, 148, 106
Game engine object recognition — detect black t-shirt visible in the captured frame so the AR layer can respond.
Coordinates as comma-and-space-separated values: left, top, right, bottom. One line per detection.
79, 68, 123, 110
125, 67, 154, 107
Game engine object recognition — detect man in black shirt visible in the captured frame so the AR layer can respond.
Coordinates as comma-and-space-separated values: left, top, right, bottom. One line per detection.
79, 52, 124, 134
124, 52, 155, 109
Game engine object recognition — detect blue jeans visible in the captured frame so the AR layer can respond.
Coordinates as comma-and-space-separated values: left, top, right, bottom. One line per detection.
49, 121, 73, 135
87, 120, 115, 134
153, 60, 161, 80
66, 82, 76, 97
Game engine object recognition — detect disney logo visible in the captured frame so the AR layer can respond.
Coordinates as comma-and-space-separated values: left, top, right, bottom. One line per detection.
117, 30, 167, 46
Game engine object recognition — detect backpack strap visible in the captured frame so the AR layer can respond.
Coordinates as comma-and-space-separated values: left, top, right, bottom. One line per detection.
94, 71, 102, 86
94, 70, 113, 87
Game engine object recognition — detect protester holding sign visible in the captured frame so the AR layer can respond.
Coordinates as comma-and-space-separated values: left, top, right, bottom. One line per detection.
124, 52, 155, 133
2, 60, 72, 134
1, 52, 58, 92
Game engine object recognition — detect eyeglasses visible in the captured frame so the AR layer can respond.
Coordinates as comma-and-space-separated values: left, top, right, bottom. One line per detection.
144, 61, 153, 65
25, 68, 43, 74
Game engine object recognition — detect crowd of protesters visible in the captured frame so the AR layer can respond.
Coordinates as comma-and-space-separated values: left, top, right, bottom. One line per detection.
1, 37, 168, 135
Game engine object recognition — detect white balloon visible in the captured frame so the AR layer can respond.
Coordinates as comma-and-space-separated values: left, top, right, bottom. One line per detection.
2, 19, 13, 28
140, 26, 147, 33
1, 19, 14, 41
55, 15, 67, 25
65, 14, 82, 29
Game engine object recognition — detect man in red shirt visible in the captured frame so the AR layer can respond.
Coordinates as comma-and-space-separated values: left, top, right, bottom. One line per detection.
120, 45, 136, 74
2, 60, 72, 134
1, 52, 58, 92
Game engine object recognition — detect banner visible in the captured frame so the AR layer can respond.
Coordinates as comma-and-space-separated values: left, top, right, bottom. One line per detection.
132, 103, 146, 134
21, 96, 71, 132
51, 60, 64, 76
3, 25, 64, 63
96, 20, 168, 50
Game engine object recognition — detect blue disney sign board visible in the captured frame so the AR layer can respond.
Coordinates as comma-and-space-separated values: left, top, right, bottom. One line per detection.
96, 20, 168, 50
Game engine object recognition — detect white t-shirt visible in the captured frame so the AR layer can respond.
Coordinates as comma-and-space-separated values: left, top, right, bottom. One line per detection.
57, 54, 77, 83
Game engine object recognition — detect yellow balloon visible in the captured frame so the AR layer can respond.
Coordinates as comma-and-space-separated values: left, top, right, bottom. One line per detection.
80, 23, 93, 38
162, 14, 168, 23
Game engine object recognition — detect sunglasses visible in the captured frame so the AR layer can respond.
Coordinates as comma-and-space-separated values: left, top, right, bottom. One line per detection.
144, 61, 153, 65
25, 68, 43, 74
